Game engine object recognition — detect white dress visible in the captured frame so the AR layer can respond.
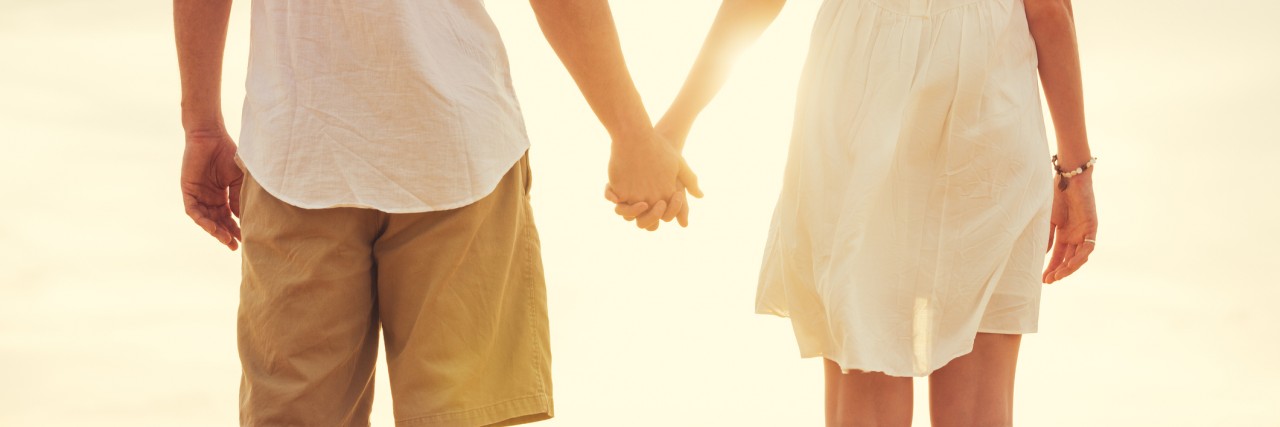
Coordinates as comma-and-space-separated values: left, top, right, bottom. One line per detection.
755, 0, 1054, 377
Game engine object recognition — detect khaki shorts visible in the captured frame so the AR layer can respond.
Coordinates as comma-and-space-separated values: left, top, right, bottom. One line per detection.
236, 153, 552, 427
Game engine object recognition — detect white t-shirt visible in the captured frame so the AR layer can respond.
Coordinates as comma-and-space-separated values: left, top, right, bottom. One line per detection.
237, 0, 530, 213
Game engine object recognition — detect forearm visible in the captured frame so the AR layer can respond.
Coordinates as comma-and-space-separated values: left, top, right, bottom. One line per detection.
530, 0, 654, 145
174, 0, 233, 134
1026, 0, 1091, 166
662, 0, 786, 138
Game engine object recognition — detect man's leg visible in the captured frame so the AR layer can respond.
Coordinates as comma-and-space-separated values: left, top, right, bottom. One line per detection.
374, 153, 553, 427
237, 171, 383, 426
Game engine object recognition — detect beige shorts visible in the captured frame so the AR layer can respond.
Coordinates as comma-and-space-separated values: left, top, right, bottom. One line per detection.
236, 154, 552, 427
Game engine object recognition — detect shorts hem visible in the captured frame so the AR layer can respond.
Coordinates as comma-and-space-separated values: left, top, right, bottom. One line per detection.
396, 394, 553, 427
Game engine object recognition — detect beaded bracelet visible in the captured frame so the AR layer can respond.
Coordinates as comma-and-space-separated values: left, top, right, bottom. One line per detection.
1051, 155, 1096, 191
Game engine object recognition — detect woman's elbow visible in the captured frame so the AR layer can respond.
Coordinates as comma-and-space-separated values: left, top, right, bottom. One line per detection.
725, 0, 787, 12
1024, 0, 1073, 22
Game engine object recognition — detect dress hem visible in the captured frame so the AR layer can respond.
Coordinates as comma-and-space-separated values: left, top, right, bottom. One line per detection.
755, 308, 1037, 377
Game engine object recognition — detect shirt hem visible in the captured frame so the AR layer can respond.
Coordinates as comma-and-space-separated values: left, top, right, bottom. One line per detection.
235, 147, 528, 214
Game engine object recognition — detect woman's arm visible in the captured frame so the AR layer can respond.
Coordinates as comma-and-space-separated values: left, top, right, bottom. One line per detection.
658, 0, 787, 148
1025, 0, 1098, 284
1025, 0, 1091, 167
530, 0, 704, 229
605, 0, 784, 228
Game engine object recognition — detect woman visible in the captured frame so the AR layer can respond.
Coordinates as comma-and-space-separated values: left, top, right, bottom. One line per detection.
612, 0, 1097, 425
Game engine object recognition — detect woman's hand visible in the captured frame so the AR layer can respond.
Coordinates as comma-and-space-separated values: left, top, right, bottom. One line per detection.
605, 118, 700, 231
1042, 170, 1098, 283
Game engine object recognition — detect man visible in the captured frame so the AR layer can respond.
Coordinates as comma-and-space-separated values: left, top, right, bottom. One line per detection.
174, 0, 698, 425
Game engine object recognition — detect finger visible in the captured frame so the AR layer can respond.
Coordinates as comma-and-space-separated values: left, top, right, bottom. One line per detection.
1045, 224, 1057, 254
1044, 242, 1075, 283
1042, 241, 1069, 283
615, 202, 649, 221
636, 200, 666, 230
208, 210, 236, 248
194, 215, 217, 239
604, 185, 620, 203
677, 200, 689, 227
205, 217, 233, 248
663, 192, 684, 223
219, 209, 242, 244
188, 204, 237, 251
636, 201, 665, 230
185, 196, 218, 236
1048, 244, 1078, 282
215, 189, 243, 242
1054, 242, 1094, 281
678, 159, 703, 198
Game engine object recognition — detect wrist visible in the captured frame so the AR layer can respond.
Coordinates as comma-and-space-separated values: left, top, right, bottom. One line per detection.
181, 96, 225, 131
183, 125, 230, 143
610, 127, 659, 152
182, 115, 226, 137
1051, 152, 1096, 192
657, 106, 696, 131
1052, 147, 1092, 170
1059, 172, 1094, 200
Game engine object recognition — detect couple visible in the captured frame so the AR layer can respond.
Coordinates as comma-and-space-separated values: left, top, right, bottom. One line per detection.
175, 0, 1098, 426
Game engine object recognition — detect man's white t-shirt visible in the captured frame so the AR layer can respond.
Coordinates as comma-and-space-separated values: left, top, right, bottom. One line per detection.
237, 0, 530, 213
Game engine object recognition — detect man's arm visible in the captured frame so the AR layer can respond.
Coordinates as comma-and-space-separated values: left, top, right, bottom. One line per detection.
175, 0, 232, 133
605, 0, 783, 227
528, 0, 650, 145
529, 0, 701, 230
175, 0, 244, 250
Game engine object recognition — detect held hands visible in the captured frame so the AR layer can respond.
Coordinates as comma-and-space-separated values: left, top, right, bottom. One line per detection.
181, 129, 244, 250
1042, 169, 1098, 283
605, 123, 702, 231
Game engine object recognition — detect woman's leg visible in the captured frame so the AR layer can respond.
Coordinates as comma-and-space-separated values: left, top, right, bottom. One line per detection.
824, 358, 913, 427
928, 333, 1023, 427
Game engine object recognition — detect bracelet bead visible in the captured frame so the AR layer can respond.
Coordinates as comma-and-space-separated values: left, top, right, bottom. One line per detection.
1051, 155, 1097, 191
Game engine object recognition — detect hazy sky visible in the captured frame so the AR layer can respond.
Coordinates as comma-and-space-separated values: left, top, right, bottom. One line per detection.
1, 1, 1277, 425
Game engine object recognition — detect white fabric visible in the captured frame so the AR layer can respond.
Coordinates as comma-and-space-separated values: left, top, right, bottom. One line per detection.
756, 0, 1054, 377
237, 0, 529, 213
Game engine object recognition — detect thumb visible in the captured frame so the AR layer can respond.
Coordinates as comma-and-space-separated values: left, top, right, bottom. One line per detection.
604, 184, 620, 203
678, 158, 703, 198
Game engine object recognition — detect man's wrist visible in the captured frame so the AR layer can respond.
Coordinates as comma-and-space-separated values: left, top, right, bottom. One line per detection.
182, 112, 226, 137
182, 123, 229, 141
609, 125, 659, 151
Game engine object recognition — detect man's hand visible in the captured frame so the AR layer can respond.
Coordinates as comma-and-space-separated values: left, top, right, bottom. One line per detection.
607, 131, 694, 229
182, 130, 244, 250
175, 0, 238, 248
606, 119, 701, 231
529, 0, 700, 231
